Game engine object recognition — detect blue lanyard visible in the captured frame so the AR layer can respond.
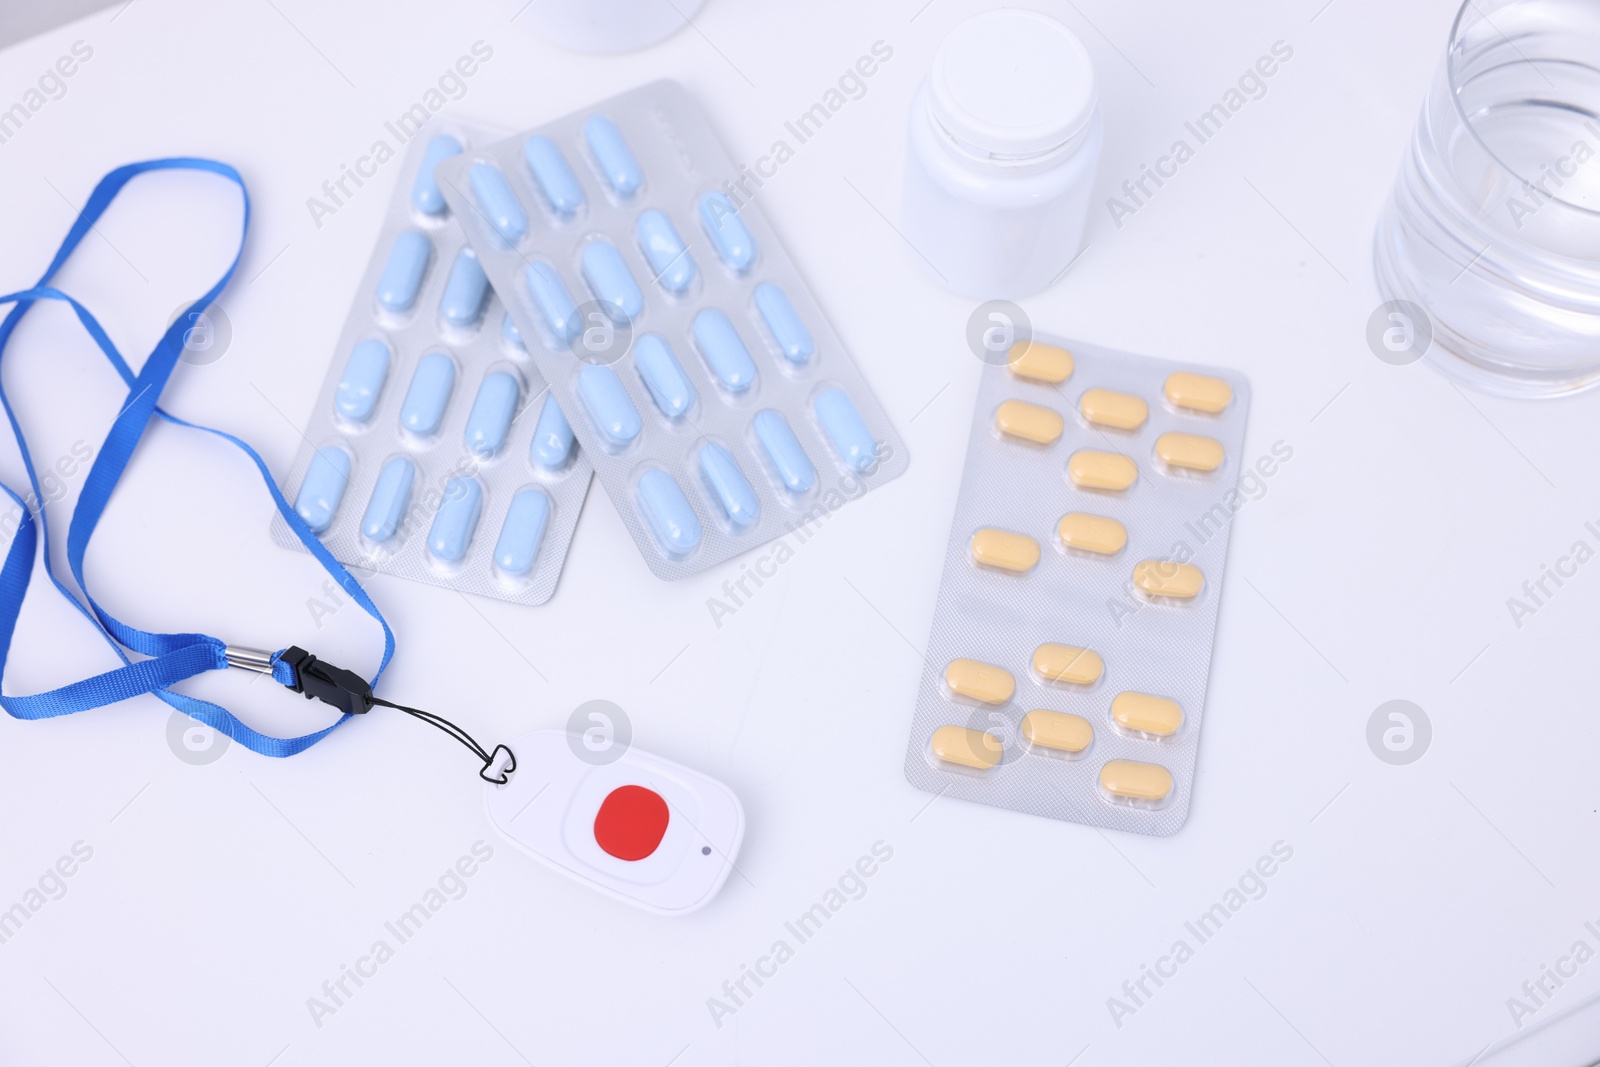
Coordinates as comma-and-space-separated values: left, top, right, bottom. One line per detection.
0, 158, 395, 757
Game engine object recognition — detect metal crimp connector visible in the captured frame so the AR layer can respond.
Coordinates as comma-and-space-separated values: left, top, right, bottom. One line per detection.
224, 645, 276, 675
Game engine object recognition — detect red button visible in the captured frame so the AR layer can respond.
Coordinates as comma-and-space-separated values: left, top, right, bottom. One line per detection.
593, 785, 670, 861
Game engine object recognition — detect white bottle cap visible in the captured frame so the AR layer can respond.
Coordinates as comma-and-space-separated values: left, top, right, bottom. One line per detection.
928, 8, 1098, 162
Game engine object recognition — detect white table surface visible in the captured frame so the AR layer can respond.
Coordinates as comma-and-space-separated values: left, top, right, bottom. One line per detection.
1, 1, 1596, 1064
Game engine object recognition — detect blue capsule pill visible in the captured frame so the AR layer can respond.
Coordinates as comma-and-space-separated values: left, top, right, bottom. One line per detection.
525, 262, 579, 343
635, 210, 696, 294
524, 135, 586, 217
754, 283, 814, 364
334, 338, 390, 423
530, 395, 576, 470
411, 133, 463, 216
494, 488, 552, 576
581, 241, 644, 322
428, 477, 483, 563
584, 115, 643, 196
400, 352, 456, 436
699, 443, 760, 529
294, 446, 351, 534
361, 456, 415, 542
637, 469, 702, 556
469, 162, 528, 243
633, 333, 695, 418
753, 409, 816, 494
815, 388, 878, 472
698, 191, 756, 271
465, 371, 521, 457
693, 309, 757, 393
502, 312, 524, 349
377, 230, 431, 313
577, 363, 641, 448
440, 247, 489, 328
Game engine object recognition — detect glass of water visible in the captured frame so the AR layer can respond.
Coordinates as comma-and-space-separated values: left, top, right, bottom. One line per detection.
1374, 0, 1600, 397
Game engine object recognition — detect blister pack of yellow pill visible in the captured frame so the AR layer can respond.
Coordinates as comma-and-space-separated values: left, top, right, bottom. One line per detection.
903, 337, 1250, 836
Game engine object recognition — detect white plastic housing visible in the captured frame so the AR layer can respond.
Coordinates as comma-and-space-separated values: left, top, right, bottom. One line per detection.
485, 729, 744, 915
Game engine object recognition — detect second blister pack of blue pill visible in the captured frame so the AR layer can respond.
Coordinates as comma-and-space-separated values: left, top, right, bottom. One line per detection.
436, 80, 909, 581
272, 122, 593, 605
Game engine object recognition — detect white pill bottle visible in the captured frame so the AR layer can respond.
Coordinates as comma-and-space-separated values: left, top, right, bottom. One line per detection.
518, 0, 705, 54
902, 9, 1102, 299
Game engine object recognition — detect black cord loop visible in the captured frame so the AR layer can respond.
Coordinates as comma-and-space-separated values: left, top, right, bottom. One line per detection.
370, 697, 517, 783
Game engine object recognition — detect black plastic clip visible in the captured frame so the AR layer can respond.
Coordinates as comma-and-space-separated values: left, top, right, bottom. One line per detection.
279, 646, 375, 717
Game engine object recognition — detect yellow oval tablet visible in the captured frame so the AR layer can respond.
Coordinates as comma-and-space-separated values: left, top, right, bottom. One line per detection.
1156, 432, 1224, 472
994, 400, 1063, 444
1079, 388, 1148, 431
944, 659, 1015, 705
1020, 710, 1093, 754
970, 528, 1040, 573
1164, 372, 1232, 414
1111, 692, 1184, 737
1067, 450, 1137, 492
1032, 644, 1104, 686
1007, 340, 1074, 384
1099, 759, 1174, 802
1132, 559, 1204, 599
1057, 513, 1128, 556
930, 725, 1003, 770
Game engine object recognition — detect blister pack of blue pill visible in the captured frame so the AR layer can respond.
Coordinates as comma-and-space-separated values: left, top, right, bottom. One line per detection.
272, 122, 593, 606
435, 80, 909, 581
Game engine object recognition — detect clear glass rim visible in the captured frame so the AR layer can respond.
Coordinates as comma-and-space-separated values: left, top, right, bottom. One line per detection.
1447, 0, 1600, 219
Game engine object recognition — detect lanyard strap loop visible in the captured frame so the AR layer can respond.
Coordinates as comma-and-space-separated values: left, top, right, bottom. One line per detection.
0, 158, 394, 757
